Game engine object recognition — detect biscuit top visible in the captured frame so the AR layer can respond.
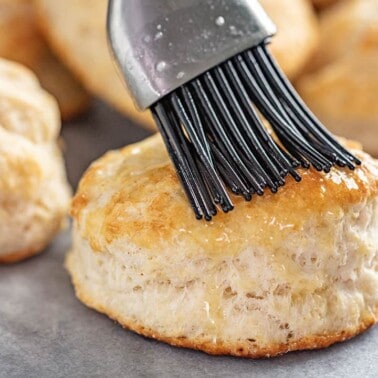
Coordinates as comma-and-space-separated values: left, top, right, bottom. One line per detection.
72, 134, 378, 258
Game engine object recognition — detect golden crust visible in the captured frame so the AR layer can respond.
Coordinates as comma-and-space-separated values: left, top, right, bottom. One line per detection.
72, 134, 378, 256
36, 0, 318, 129
0, 0, 90, 120
67, 258, 377, 358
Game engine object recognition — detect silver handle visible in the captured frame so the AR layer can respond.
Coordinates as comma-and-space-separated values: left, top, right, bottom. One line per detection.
108, 0, 276, 109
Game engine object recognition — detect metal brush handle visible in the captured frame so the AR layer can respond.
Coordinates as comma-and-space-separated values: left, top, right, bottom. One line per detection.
107, 0, 276, 110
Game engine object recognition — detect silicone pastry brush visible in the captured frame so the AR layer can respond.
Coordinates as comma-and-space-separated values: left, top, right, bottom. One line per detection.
107, 0, 360, 220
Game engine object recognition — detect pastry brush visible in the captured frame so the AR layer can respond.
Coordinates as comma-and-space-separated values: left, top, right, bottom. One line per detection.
107, 0, 360, 220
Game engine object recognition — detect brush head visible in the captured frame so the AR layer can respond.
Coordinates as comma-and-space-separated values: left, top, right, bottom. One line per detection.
151, 43, 360, 220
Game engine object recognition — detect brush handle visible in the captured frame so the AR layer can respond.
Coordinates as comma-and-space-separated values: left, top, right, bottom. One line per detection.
107, 0, 276, 110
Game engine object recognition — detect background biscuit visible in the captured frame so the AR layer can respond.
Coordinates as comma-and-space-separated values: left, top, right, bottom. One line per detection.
0, 59, 71, 263
0, 0, 90, 120
297, 0, 378, 156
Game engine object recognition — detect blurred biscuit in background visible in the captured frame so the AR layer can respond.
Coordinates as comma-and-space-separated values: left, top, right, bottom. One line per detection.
261, 0, 319, 79
36, 0, 156, 129
0, 59, 71, 263
311, 0, 341, 10
297, 0, 378, 156
0, 0, 90, 120
36, 0, 319, 130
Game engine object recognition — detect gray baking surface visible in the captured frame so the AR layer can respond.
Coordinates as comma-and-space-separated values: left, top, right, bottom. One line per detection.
0, 101, 377, 378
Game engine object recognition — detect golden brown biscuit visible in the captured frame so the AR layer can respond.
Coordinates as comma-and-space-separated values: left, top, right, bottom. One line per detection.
297, 0, 378, 156
67, 134, 378, 357
36, 0, 318, 129
0, 0, 90, 120
0, 59, 71, 263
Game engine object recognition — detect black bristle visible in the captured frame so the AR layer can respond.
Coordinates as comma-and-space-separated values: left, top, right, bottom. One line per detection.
151, 41, 360, 221
252, 45, 361, 168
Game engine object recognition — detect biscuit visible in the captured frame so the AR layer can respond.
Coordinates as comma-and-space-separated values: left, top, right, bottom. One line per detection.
36, 0, 318, 129
67, 134, 378, 357
0, 59, 71, 263
0, 0, 90, 120
297, 0, 378, 156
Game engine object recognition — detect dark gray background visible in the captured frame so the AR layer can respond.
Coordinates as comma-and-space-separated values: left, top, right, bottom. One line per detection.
0, 101, 377, 378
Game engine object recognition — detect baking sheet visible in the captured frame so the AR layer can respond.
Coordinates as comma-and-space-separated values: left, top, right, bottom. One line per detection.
0, 101, 377, 378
